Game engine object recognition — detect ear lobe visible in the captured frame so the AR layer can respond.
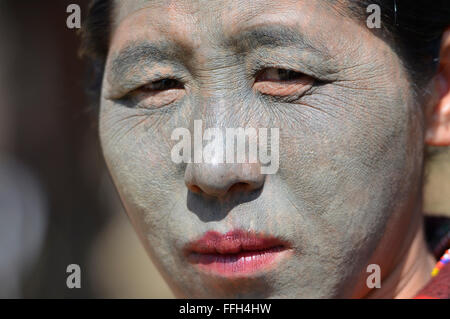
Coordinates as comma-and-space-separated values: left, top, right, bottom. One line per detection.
426, 28, 450, 147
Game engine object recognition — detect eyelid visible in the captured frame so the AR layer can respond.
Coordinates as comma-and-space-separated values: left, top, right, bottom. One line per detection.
245, 46, 335, 82
140, 78, 184, 91
107, 75, 185, 101
253, 67, 315, 98
250, 62, 314, 81
255, 68, 307, 82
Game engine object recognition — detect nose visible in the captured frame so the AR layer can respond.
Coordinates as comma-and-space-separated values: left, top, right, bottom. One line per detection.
185, 162, 265, 198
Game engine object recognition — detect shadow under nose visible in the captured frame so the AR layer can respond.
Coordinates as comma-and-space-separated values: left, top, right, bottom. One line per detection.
186, 182, 264, 222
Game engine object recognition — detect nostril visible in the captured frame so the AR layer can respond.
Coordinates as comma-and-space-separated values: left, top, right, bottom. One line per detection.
188, 184, 203, 194
184, 163, 266, 198
187, 181, 262, 198
227, 182, 254, 194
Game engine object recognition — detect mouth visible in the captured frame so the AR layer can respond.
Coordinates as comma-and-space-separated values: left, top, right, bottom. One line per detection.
184, 229, 291, 277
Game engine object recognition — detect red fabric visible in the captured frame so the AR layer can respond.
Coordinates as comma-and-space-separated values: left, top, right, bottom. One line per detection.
414, 262, 450, 299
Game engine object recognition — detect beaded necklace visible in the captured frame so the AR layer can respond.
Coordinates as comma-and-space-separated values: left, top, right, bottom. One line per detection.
431, 248, 450, 277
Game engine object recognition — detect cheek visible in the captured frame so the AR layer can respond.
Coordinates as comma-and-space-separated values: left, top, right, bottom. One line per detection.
98, 99, 196, 279
277, 72, 423, 242
98, 98, 190, 214
267, 70, 424, 296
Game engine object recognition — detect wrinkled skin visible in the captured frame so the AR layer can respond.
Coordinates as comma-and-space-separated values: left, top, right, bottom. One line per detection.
99, 0, 427, 298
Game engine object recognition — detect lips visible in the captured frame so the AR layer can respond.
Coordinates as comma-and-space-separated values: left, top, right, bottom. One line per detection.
184, 230, 290, 276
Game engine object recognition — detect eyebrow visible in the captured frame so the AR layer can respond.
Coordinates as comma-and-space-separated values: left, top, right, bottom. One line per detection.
224, 24, 331, 59
107, 41, 186, 88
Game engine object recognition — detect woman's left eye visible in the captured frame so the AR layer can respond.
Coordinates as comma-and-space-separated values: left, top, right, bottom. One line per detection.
253, 68, 314, 97
256, 68, 305, 82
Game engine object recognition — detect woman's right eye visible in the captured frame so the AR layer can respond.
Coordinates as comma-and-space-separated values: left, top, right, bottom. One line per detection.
127, 78, 185, 109
139, 78, 184, 92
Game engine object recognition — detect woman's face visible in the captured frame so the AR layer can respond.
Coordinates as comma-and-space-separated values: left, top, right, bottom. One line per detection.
99, 0, 425, 298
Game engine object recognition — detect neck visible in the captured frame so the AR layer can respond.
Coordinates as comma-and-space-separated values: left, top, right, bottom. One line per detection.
367, 215, 436, 299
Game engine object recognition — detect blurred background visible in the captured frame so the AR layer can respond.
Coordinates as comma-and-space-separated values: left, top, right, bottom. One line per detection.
0, 0, 448, 298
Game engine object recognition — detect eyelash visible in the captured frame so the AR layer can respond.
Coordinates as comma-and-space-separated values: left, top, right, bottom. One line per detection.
254, 68, 306, 82
139, 78, 184, 92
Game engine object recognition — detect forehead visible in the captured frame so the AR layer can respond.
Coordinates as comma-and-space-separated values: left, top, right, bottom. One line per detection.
112, 0, 355, 19
110, 0, 359, 49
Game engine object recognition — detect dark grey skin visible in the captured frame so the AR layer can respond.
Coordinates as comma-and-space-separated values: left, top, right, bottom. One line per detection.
99, 0, 440, 298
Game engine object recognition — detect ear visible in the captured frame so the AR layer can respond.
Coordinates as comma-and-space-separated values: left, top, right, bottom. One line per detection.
425, 28, 450, 146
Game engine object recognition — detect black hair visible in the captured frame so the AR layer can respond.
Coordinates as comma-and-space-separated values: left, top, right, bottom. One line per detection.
347, 0, 450, 87
79, 0, 112, 102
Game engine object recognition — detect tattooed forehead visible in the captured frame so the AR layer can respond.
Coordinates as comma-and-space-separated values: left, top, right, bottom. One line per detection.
111, 0, 359, 31
112, 0, 200, 29
109, 0, 364, 58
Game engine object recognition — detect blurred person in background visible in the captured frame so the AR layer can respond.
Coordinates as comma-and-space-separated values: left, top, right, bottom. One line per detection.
0, 1, 110, 298
0, 5, 48, 298
0, 0, 172, 299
